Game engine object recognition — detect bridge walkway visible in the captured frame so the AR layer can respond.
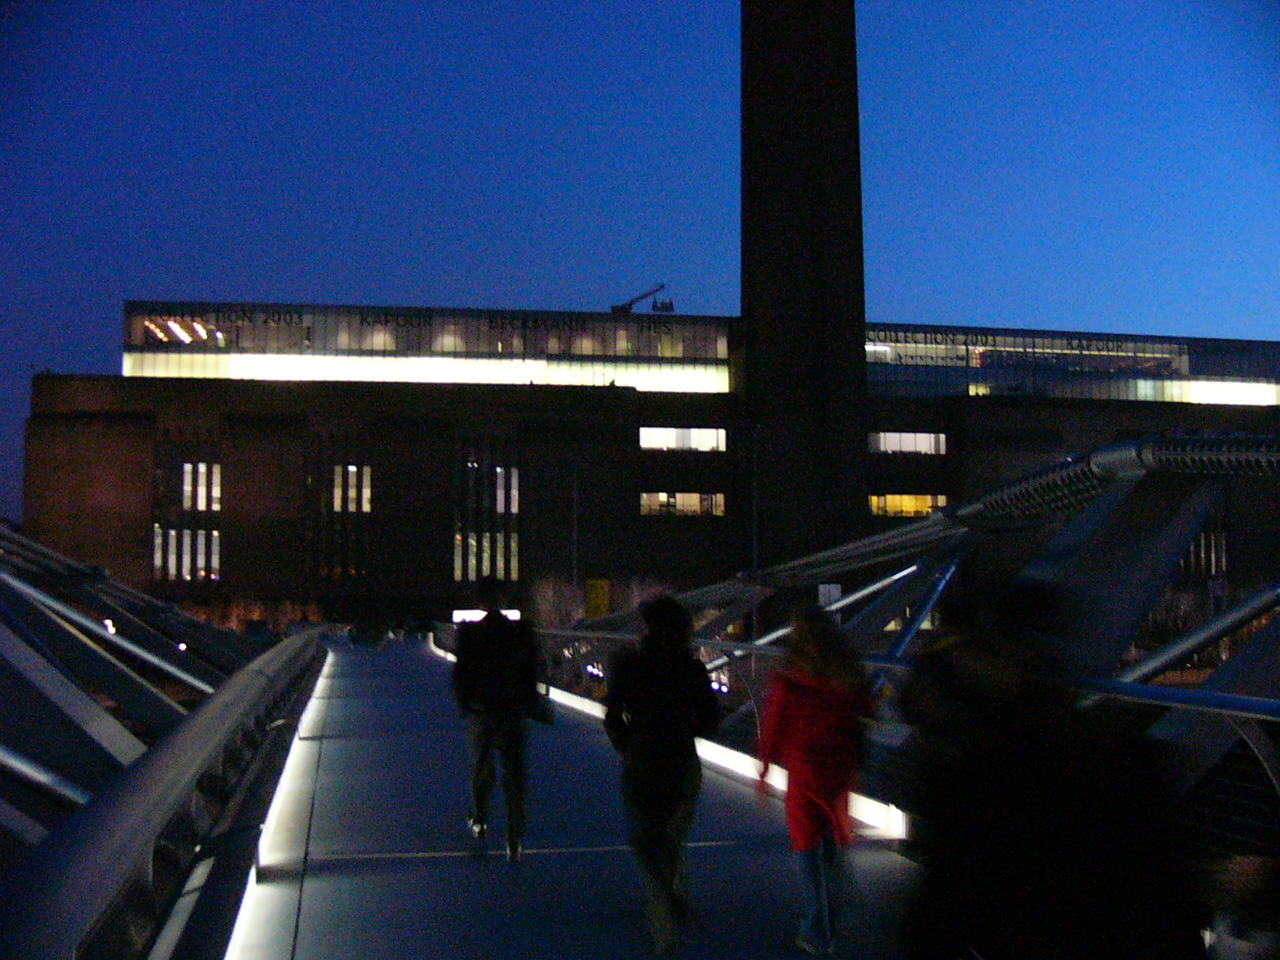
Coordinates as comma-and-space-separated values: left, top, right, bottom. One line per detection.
224, 640, 916, 960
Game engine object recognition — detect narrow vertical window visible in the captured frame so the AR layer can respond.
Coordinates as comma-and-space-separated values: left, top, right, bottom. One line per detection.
333, 466, 343, 512
454, 529, 463, 582
181, 529, 192, 581
196, 529, 207, 579
496, 531, 506, 580
361, 465, 372, 513
196, 462, 208, 511
211, 464, 222, 512
510, 468, 519, 515
347, 465, 358, 513
152, 524, 163, 577
510, 532, 519, 581
496, 467, 506, 514
467, 531, 478, 581
167, 529, 178, 580
182, 463, 194, 511
482, 532, 491, 578
211, 531, 221, 579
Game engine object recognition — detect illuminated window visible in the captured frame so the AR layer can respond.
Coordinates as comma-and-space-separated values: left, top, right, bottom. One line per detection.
211, 530, 220, 579
181, 462, 222, 512
457, 447, 519, 581
968, 384, 991, 397
332, 464, 373, 513
639, 427, 727, 452
640, 492, 726, 516
181, 530, 192, 580
868, 494, 948, 518
153, 524, 163, 577
868, 432, 947, 455
196, 463, 208, 511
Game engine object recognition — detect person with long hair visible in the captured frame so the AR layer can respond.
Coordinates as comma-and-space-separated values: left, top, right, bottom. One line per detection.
757, 604, 874, 956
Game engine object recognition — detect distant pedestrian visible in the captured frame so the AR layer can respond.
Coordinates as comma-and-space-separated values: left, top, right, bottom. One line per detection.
452, 577, 543, 862
605, 595, 720, 955
757, 604, 874, 956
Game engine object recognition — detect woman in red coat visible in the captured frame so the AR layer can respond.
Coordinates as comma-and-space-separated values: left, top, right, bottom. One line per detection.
758, 605, 873, 956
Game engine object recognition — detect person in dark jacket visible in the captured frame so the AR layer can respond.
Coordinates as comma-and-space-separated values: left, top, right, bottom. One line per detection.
605, 595, 719, 955
758, 604, 874, 956
452, 577, 542, 862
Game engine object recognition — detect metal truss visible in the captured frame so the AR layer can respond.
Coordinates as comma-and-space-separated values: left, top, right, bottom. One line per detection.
0, 521, 327, 960
550, 433, 1280, 854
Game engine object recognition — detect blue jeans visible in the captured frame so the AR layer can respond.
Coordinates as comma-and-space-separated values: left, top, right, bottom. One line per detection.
798, 835, 841, 951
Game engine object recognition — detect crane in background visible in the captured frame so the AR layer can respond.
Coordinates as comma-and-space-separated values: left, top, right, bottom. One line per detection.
611, 283, 674, 314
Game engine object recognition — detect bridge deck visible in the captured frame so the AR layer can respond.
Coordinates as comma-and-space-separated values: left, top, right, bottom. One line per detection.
224, 641, 916, 960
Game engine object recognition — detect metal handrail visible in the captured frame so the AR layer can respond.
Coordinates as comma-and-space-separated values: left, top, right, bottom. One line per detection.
0, 625, 327, 959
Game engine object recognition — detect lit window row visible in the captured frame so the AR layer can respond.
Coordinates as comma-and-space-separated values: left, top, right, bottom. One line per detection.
182, 462, 221, 512
153, 525, 221, 581
456, 454, 519, 582
123, 353, 730, 394
455, 532, 520, 582
128, 306, 730, 362
639, 427, 727, 452
868, 494, 947, 518
868, 432, 947, 455
640, 492, 726, 516
332, 464, 373, 513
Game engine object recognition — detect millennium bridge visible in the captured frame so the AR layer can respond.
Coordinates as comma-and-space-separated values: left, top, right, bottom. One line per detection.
1, 435, 1279, 959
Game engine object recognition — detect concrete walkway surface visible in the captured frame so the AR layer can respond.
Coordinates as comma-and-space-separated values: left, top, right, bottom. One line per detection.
223, 641, 917, 960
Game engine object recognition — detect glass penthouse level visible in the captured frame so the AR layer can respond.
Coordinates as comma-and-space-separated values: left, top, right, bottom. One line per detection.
124, 301, 732, 393
867, 323, 1280, 406
123, 302, 1280, 407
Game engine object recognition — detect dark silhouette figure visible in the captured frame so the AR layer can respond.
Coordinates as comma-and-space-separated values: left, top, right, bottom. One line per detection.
452, 577, 542, 862
899, 584, 1208, 960
758, 604, 874, 956
605, 595, 719, 954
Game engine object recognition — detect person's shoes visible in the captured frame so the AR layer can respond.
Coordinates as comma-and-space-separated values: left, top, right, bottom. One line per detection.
506, 839, 523, 863
466, 816, 487, 841
793, 935, 832, 956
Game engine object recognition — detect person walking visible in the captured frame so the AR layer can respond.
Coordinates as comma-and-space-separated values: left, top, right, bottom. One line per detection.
605, 595, 720, 955
757, 604, 874, 956
452, 577, 543, 862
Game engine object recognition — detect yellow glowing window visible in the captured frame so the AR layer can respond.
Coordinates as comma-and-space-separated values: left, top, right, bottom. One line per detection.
332, 464, 373, 513
640, 492, 726, 516
868, 494, 947, 518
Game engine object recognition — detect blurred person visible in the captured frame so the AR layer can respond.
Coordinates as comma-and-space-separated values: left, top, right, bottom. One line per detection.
757, 603, 875, 956
605, 595, 720, 955
898, 582, 1208, 960
452, 576, 543, 862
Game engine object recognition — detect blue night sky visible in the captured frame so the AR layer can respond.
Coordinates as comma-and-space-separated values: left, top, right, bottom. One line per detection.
2, 1, 1280, 523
